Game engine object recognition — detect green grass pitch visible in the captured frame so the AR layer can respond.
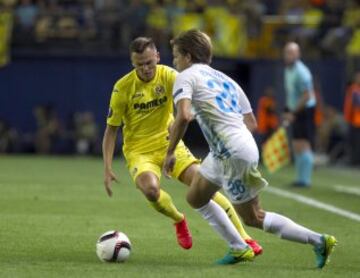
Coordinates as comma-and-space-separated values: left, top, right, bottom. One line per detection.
0, 155, 359, 277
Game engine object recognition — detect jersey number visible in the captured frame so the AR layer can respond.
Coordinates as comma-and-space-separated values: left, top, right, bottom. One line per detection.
207, 79, 242, 114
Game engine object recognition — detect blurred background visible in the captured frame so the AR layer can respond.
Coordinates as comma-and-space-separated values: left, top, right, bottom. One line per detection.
0, 0, 359, 168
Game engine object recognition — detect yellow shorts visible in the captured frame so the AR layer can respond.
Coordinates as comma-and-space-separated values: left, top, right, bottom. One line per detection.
125, 141, 200, 182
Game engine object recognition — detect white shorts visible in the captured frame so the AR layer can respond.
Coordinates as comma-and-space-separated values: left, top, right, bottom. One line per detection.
199, 153, 268, 204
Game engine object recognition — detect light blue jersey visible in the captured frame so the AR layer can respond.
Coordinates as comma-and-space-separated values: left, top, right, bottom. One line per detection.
284, 60, 316, 111
173, 64, 256, 160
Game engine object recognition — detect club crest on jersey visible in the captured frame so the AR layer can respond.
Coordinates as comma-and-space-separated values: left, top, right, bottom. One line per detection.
154, 85, 165, 96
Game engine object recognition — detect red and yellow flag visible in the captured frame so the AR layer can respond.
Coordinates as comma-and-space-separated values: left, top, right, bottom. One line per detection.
262, 127, 290, 173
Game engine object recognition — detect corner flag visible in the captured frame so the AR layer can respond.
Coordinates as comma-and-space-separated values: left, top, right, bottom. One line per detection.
262, 127, 290, 173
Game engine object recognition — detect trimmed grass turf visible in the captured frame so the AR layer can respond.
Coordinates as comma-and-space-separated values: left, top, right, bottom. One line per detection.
0, 155, 359, 277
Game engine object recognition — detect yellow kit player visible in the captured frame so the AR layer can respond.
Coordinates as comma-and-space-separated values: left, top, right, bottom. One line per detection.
102, 37, 262, 253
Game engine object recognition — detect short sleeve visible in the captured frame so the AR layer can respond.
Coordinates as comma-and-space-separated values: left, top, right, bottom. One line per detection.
172, 70, 194, 105
106, 84, 127, 126
236, 84, 252, 114
298, 68, 313, 93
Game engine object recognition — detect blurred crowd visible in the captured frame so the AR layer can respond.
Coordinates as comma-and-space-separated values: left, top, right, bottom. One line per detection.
0, 105, 101, 155
1, 0, 360, 58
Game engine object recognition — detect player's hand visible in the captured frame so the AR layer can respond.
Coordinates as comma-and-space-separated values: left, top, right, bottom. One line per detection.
163, 153, 176, 179
104, 169, 119, 197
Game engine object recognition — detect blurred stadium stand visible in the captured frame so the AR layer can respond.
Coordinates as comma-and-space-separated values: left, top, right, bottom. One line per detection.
0, 0, 359, 166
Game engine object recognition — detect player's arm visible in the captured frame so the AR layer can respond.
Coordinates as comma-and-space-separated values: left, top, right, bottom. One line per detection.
243, 112, 258, 133
236, 84, 257, 132
168, 98, 192, 153
102, 124, 119, 197
284, 89, 310, 124
102, 83, 126, 196
163, 98, 192, 177
102, 124, 118, 174
294, 71, 312, 113
164, 71, 194, 177
294, 90, 311, 113
284, 72, 312, 124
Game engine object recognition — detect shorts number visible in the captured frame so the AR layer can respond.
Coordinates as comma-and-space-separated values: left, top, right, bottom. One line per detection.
226, 179, 245, 201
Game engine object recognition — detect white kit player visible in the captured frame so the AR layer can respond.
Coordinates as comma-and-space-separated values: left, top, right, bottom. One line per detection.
163, 29, 337, 267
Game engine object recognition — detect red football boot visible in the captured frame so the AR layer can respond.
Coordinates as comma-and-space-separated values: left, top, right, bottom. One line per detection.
245, 239, 263, 256
174, 216, 192, 249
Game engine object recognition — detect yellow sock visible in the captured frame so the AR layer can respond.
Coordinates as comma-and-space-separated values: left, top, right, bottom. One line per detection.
212, 192, 251, 240
149, 189, 184, 223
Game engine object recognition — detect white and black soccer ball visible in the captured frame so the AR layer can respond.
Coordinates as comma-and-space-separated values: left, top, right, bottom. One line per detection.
96, 230, 131, 263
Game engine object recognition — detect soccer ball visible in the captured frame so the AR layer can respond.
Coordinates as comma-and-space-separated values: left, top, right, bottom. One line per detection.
96, 230, 131, 263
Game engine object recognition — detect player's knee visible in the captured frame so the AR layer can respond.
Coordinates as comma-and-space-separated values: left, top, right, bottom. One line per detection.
139, 184, 160, 202
186, 191, 197, 208
186, 190, 203, 209
136, 173, 160, 202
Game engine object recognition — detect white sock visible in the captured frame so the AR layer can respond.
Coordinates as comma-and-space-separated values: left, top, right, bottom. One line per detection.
263, 212, 322, 246
196, 200, 248, 250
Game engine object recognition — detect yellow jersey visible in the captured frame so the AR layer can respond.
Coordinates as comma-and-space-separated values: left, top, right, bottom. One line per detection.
107, 65, 177, 155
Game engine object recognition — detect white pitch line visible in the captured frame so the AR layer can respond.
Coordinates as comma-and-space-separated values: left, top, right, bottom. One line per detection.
333, 185, 360, 196
266, 186, 360, 222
